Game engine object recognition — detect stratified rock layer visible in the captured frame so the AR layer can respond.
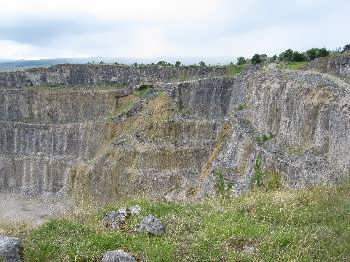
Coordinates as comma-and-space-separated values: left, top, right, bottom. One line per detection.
0, 58, 349, 201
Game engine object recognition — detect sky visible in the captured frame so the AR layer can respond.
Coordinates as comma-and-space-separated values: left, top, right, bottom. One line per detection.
0, 0, 349, 60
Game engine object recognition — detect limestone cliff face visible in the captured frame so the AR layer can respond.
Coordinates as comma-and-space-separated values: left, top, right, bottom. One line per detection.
0, 64, 227, 197
0, 64, 226, 88
307, 52, 350, 83
0, 59, 349, 201
207, 69, 350, 195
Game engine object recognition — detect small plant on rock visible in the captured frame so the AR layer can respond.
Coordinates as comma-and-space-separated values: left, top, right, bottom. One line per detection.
214, 169, 233, 198
250, 155, 264, 189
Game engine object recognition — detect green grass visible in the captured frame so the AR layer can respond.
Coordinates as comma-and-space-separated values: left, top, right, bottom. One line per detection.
225, 64, 246, 77
19, 183, 350, 261
279, 61, 308, 70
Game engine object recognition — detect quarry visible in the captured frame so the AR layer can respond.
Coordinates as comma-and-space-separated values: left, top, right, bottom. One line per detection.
0, 53, 350, 261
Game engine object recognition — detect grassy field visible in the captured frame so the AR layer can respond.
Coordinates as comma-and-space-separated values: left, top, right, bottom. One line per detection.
279, 61, 308, 70
3, 183, 349, 261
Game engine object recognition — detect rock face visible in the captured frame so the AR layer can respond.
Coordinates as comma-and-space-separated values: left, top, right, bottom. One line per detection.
0, 235, 22, 262
0, 64, 226, 88
102, 249, 136, 262
307, 53, 350, 83
0, 57, 349, 202
0, 64, 227, 197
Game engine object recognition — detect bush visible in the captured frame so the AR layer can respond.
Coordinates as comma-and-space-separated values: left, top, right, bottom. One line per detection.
342, 44, 350, 53
279, 49, 294, 62
279, 49, 307, 62
251, 54, 262, 64
251, 156, 264, 188
270, 55, 278, 62
306, 48, 330, 60
292, 51, 307, 62
157, 61, 172, 66
199, 61, 206, 67
236, 57, 246, 65
215, 169, 226, 195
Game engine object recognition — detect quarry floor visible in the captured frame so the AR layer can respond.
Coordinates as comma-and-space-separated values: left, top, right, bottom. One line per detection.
0, 193, 69, 226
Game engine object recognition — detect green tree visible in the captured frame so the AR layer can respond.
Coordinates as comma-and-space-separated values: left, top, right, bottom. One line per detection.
236, 57, 246, 65
279, 49, 294, 61
251, 54, 262, 64
306, 48, 318, 60
306, 48, 329, 60
292, 51, 307, 62
157, 60, 171, 66
270, 55, 278, 62
343, 44, 350, 53
175, 61, 182, 67
199, 61, 206, 67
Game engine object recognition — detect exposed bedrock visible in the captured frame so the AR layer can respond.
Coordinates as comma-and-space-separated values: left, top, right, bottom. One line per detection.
207, 69, 350, 195
307, 52, 350, 83
0, 86, 123, 196
1, 61, 350, 202
0, 64, 227, 88
0, 88, 126, 123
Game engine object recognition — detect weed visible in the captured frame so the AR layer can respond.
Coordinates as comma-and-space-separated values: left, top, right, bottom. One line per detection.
256, 132, 275, 145
215, 169, 226, 195
237, 103, 247, 111
251, 155, 264, 189
250, 156, 282, 191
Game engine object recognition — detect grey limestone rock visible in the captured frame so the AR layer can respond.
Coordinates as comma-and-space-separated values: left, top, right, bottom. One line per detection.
126, 205, 141, 216
137, 214, 165, 236
101, 249, 136, 262
102, 209, 127, 230
0, 235, 22, 262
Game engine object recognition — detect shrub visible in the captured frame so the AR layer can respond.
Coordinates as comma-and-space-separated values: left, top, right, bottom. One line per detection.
306, 48, 330, 60
157, 61, 172, 66
265, 169, 282, 190
251, 156, 264, 188
251, 54, 262, 64
342, 44, 350, 53
215, 169, 225, 195
250, 156, 282, 191
199, 61, 206, 67
237, 103, 247, 111
279, 49, 307, 62
236, 57, 246, 65
292, 51, 307, 62
279, 49, 294, 62
256, 132, 275, 145
270, 55, 278, 62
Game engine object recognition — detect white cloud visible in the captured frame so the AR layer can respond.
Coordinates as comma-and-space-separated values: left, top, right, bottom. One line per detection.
0, 40, 88, 60
0, 0, 221, 22
0, 0, 349, 59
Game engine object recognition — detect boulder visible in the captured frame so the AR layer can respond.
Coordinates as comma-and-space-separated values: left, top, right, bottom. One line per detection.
136, 214, 165, 236
102, 249, 136, 262
0, 235, 22, 262
126, 205, 141, 216
102, 209, 127, 230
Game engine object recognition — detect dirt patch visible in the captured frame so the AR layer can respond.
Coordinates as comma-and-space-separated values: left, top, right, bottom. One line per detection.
0, 193, 70, 228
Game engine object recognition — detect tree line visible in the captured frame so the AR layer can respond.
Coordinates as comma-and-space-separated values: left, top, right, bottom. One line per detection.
237, 43, 350, 65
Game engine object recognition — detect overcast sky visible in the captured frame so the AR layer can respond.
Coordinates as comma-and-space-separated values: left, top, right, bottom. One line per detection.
0, 0, 349, 60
